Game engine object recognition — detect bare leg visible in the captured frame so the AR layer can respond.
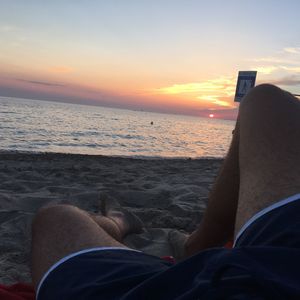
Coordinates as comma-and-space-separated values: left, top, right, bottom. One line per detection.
31, 203, 142, 289
185, 84, 300, 256
236, 84, 300, 234
185, 120, 240, 256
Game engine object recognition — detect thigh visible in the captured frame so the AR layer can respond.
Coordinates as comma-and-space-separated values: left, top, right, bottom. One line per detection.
236, 84, 300, 234
31, 205, 126, 288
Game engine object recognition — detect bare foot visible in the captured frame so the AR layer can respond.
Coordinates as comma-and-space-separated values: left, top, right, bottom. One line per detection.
99, 194, 144, 237
168, 230, 189, 261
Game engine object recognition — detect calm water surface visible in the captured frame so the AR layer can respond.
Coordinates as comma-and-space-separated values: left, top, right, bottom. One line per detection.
0, 97, 235, 158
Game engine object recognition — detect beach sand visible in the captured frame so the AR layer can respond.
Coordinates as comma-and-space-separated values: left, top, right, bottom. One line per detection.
0, 152, 222, 284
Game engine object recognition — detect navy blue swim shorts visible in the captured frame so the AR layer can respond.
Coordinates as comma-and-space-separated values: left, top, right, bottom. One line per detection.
37, 193, 300, 300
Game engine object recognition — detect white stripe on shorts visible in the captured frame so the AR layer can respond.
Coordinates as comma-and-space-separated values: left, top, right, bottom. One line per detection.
36, 247, 141, 300
234, 193, 300, 247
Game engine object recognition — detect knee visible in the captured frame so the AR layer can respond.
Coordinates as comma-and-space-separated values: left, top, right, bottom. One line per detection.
241, 84, 281, 106
250, 83, 281, 96
32, 204, 78, 234
239, 84, 288, 115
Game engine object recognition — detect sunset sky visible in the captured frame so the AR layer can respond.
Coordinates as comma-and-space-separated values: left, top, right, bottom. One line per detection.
1, 0, 300, 119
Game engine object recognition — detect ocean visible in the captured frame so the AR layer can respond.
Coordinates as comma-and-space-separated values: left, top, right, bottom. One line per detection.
0, 96, 235, 158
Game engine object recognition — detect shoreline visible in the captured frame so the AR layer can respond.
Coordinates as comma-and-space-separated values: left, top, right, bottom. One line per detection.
0, 152, 222, 284
0, 149, 224, 160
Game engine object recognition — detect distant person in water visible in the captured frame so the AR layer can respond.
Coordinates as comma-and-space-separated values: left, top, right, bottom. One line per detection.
31, 84, 300, 299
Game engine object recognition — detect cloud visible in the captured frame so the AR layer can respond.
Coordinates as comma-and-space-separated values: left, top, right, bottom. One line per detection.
152, 76, 236, 108
270, 76, 300, 86
252, 66, 278, 75
284, 47, 300, 54
250, 46, 300, 76
250, 57, 292, 64
17, 79, 65, 87
281, 66, 300, 73
250, 65, 300, 75
48, 66, 74, 73
197, 95, 232, 107
154, 78, 235, 95
0, 25, 19, 32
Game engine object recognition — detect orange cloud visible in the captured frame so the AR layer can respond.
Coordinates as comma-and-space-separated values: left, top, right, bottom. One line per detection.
151, 76, 236, 108
197, 95, 232, 107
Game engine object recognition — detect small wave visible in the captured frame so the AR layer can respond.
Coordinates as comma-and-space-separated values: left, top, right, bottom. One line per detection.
54, 143, 82, 147
111, 133, 145, 140
0, 111, 18, 114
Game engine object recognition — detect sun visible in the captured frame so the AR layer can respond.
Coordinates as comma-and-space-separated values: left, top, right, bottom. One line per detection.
209, 113, 214, 118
